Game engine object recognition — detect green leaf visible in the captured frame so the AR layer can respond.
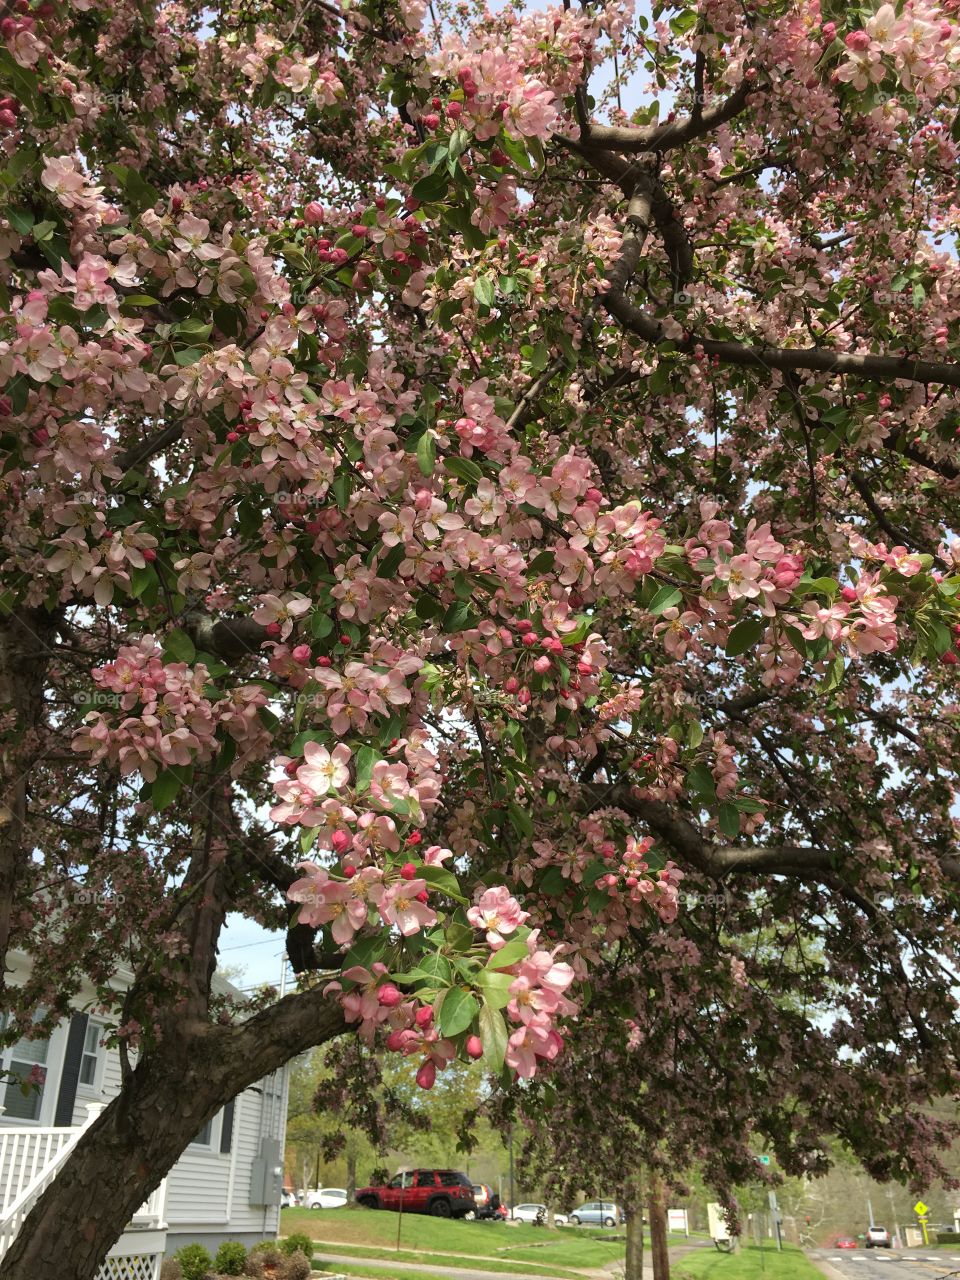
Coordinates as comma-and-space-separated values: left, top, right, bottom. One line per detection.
479, 1000, 509, 1073
725, 617, 766, 658
648, 585, 683, 616
354, 746, 378, 793
162, 628, 196, 664
445, 456, 483, 486
376, 542, 406, 582
819, 653, 845, 694
473, 276, 496, 309
151, 768, 185, 810
718, 803, 741, 840
106, 163, 162, 215
438, 987, 479, 1037
686, 763, 716, 798
300, 826, 320, 854
441, 600, 474, 633
416, 431, 436, 477
476, 969, 514, 1009
411, 169, 450, 203
485, 933, 529, 970
418, 863, 467, 903
418, 952, 453, 984
446, 921, 475, 952
507, 802, 533, 838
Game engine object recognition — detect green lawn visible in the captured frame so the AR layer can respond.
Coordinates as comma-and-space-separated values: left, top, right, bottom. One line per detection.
310, 1241, 587, 1280
281, 1206, 623, 1266
675, 1243, 823, 1279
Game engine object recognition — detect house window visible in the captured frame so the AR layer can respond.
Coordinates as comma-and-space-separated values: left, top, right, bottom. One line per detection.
1, 1017, 50, 1122
190, 1117, 214, 1148
78, 1021, 102, 1088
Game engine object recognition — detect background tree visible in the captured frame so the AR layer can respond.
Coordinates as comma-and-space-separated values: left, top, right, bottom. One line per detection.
0, 0, 959, 1278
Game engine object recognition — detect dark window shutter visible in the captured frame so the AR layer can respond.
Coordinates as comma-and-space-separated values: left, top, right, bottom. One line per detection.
220, 1098, 236, 1153
54, 1013, 88, 1127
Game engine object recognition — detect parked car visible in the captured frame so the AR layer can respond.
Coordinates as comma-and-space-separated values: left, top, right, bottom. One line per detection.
355, 1169, 476, 1218
569, 1201, 624, 1227
471, 1185, 504, 1221
835, 1237, 858, 1249
865, 1225, 892, 1249
304, 1187, 348, 1209
280, 1189, 298, 1209
510, 1203, 568, 1225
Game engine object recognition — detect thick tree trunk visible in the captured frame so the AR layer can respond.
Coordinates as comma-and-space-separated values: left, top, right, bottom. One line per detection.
0, 607, 56, 995
624, 1173, 645, 1280
647, 1170, 670, 1280
0, 994, 344, 1280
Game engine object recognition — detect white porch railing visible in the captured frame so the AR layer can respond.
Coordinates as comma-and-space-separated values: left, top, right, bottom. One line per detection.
0, 1104, 167, 1277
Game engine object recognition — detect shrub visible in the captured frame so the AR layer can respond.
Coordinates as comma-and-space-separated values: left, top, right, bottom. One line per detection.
279, 1233, 312, 1258
244, 1245, 284, 1275
173, 1245, 213, 1280
214, 1241, 249, 1275
280, 1250, 311, 1280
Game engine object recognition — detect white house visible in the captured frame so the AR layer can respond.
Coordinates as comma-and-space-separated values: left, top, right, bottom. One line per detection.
0, 954, 290, 1279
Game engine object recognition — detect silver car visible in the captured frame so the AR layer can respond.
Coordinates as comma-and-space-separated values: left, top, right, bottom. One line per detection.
569, 1201, 623, 1227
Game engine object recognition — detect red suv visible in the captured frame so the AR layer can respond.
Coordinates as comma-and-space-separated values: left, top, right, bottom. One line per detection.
356, 1169, 477, 1218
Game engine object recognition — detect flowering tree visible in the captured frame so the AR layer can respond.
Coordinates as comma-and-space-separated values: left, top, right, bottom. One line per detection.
1, 0, 960, 1273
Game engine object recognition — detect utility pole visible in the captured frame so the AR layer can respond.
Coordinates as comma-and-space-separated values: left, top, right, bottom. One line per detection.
867, 1196, 875, 1228
509, 1130, 515, 1218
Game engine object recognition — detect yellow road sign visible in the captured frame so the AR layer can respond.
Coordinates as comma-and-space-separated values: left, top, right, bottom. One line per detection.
914, 1200, 929, 1217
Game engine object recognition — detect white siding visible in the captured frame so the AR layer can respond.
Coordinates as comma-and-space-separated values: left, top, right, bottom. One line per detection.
1, 954, 291, 1243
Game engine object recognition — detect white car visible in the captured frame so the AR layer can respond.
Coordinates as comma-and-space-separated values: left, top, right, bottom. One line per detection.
304, 1187, 348, 1210
280, 1189, 298, 1209
510, 1203, 568, 1225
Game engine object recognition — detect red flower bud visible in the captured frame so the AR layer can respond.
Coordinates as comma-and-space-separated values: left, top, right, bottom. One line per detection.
400, 862, 417, 880
415, 1005, 433, 1027
466, 1034, 483, 1059
378, 983, 403, 1007
416, 1059, 437, 1089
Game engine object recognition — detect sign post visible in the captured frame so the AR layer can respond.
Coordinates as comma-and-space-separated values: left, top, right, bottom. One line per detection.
914, 1200, 930, 1246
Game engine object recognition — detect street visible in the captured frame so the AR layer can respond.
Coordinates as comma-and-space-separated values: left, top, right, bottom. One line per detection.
811, 1249, 960, 1279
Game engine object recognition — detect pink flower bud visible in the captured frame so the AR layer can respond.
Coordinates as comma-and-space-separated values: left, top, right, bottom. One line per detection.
533, 656, 551, 674
400, 862, 417, 880
303, 201, 324, 225
446, 101, 463, 120
415, 1005, 433, 1027
291, 644, 311, 663
331, 830, 352, 853
521, 632, 538, 648
584, 487, 603, 504
141, 548, 157, 563
422, 112, 440, 130
504, 676, 519, 694
466, 1034, 483, 1059
264, 622, 282, 638
416, 1059, 437, 1089
841, 586, 858, 603
343, 863, 357, 877
378, 983, 403, 1007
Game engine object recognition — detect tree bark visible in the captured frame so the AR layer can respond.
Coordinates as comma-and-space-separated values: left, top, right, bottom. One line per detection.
647, 1170, 670, 1280
346, 1146, 357, 1201
0, 607, 57, 999
0, 991, 345, 1280
624, 1172, 645, 1280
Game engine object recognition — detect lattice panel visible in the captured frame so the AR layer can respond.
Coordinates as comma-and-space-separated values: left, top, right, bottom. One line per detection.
95, 1253, 161, 1280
